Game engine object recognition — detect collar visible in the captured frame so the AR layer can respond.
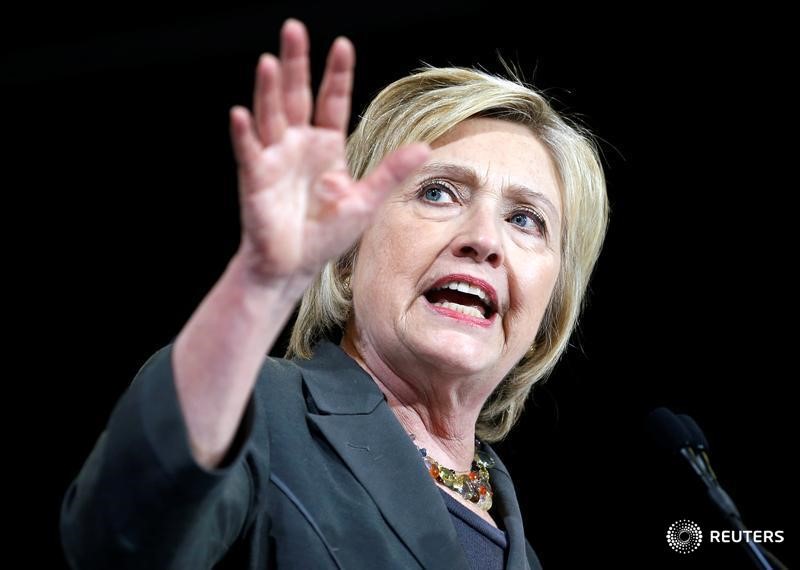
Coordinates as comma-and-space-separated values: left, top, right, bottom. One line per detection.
292, 338, 385, 414
294, 338, 535, 569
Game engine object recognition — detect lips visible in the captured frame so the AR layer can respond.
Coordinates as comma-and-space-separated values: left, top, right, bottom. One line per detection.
422, 273, 499, 318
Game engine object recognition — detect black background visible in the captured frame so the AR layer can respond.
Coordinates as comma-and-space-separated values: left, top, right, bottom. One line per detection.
4, 2, 796, 568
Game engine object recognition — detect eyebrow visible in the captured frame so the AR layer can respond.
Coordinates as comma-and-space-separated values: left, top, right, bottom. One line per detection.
414, 161, 561, 224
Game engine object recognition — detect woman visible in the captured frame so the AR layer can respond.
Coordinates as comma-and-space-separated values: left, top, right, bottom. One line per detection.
60, 18, 608, 569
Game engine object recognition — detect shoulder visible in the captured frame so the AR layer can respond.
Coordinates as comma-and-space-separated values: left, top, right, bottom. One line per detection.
252, 352, 305, 404
251, 339, 384, 417
260, 351, 304, 378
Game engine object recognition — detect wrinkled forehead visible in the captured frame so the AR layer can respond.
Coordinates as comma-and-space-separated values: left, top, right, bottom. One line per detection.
424, 117, 562, 218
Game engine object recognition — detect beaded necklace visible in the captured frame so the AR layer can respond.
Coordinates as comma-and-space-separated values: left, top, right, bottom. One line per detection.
410, 434, 494, 511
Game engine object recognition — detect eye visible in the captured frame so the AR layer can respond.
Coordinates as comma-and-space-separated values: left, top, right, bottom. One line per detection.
419, 181, 457, 204
509, 209, 547, 236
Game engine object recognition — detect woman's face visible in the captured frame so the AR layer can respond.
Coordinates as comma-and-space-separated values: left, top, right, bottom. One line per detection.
347, 117, 562, 387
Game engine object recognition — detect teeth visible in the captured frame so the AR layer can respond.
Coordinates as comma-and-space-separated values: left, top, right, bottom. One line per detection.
436, 281, 489, 303
434, 301, 486, 319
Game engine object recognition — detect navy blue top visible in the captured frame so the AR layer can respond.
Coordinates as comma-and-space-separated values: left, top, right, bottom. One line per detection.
439, 488, 508, 570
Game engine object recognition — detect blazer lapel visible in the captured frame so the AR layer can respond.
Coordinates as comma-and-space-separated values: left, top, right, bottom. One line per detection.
483, 444, 536, 570
298, 340, 469, 569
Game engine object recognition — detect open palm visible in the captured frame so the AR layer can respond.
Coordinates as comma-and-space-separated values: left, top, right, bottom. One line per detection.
229, 20, 430, 282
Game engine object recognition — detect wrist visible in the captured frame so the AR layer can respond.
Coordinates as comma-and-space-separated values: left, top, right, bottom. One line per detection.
231, 241, 315, 301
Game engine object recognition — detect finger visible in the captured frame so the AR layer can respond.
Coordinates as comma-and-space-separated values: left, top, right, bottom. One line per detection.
253, 54, 287, 145
353, 143, 431, 208
280, 19, 312, 125
229, 106, 261, 170
315, 36, 355, 132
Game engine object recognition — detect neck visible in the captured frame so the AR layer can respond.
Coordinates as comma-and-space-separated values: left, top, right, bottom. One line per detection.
340, 331, 486, 471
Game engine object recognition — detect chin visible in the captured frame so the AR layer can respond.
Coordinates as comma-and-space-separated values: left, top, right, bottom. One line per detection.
410, 334, 494, 374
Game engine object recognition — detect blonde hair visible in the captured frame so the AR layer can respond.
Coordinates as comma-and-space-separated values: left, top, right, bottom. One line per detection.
287, 64, 609, 442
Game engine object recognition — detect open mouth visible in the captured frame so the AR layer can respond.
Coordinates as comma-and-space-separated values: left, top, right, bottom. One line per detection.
423, 284, 497, 321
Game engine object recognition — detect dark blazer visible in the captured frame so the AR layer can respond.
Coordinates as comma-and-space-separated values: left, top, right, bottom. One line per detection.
61, 339, 543, 569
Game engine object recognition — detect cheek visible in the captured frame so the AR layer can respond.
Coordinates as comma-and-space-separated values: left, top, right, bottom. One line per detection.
363, 208, 441, 280
515, 256, 561, 323
355, 215, 422, 310
360, 218, 405, 281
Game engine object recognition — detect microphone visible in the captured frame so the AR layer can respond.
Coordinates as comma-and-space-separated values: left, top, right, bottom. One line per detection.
676, 413, 709, 452
646, 407, 784, 570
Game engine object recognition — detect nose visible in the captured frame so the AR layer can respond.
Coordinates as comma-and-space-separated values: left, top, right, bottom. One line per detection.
450, 202, 504, 268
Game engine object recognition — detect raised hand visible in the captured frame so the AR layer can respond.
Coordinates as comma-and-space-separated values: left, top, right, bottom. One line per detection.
229, 19, 430, 284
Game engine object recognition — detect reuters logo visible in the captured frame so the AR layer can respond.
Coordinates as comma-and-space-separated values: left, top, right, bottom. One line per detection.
666, 519, 703, 554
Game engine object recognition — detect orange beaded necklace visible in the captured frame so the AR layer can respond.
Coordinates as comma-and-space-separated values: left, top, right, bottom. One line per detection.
410, 434, 494, 511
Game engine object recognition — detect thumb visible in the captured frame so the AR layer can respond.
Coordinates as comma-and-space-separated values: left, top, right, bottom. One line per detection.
354, 143, 431, 207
